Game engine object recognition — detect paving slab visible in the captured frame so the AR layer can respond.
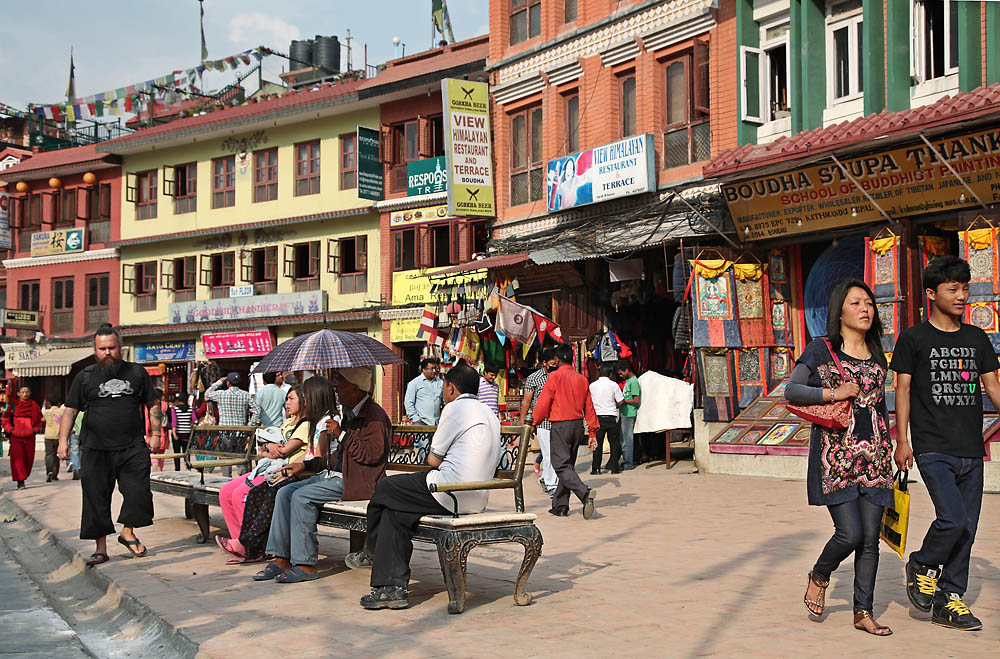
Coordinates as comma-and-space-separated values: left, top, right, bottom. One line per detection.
1, 453, 998, 657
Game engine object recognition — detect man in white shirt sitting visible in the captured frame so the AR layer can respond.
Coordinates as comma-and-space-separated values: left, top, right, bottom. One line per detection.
346, 361, 501, 610
589, 363, 624, 474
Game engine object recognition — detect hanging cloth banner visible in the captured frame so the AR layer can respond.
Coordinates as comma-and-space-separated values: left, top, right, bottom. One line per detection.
732, 262, 766, 282
691, 262, 742, 349
735, 265, 773, 348
496, 296, 536, 345
960, 223, 1000, 351
697, 348, 739, 422
864, 232, 902, 352
690, 259, 733, 279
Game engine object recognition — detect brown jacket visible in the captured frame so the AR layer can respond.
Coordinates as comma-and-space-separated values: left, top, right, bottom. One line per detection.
307, 397, 391, 501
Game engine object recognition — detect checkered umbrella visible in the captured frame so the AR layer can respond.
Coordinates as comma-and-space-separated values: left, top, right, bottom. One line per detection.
251, 329, 404, 373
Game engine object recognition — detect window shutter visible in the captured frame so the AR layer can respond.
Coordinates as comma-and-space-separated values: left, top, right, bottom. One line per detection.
417, 225, 433, 269
283, 244, 296, 278
198, 253, 212, 287
122, 263, 136, 295
456, 219, 471, 263
327, 238, 340, 274
239, 250, 253, 283
358, 235, 368, 272
125, 173, 138, 204
418, 116, 432, 158
380, 125, 393, 164
79, 187, 94, 221
161, 165, 177, 197
160, 259, 174, 290
10, 197, 23, 228
309, 242, 320, 277
694, 38, 711, 116
740, 46, 762, 124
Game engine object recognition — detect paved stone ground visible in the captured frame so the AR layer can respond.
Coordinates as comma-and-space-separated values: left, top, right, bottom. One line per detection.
1, 451, 997, 657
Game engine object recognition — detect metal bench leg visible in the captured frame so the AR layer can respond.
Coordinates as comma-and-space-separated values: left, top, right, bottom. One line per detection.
437, 534, 478, 614
191, 501, 211, 544
184, 498, 193, 520
512, 526, 543, 606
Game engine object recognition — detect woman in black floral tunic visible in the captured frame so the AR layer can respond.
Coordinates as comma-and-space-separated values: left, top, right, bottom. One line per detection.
785, 279, 894, 636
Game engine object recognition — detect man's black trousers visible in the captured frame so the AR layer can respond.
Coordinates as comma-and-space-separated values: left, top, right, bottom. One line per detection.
365, 472, 450, 588
80, 442, 154, 540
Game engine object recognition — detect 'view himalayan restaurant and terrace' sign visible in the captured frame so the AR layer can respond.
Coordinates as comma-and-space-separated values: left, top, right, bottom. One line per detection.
723, 127, 1000, 241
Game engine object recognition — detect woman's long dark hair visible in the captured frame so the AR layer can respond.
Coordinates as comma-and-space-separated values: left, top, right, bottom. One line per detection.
826, 279, 886, 367
300, 375, 335, 442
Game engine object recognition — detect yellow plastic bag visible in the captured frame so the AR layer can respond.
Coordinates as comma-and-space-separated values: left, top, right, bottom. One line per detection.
880, 470, 910, 559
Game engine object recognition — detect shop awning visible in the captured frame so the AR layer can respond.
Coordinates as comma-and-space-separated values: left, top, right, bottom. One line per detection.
428, 253, 532, 277
11, 347, 94, 377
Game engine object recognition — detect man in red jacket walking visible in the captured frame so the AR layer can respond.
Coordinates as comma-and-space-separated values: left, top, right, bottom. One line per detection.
532, 344, 599, 518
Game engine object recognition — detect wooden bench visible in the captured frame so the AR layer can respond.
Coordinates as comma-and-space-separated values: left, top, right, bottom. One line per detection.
149, 423, 542, 614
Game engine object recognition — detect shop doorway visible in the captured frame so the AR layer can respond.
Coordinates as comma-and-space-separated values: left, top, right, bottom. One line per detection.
800, 235, 866, 340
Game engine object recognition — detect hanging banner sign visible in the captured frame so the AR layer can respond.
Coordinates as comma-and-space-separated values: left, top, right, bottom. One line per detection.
389, 203, 455, 227
442, 78, 495, 217
391, 268, 487, 305
30, 227, 85, 257
407, 156, 448, 196
1, 309, 42, 330
723, 125, 1000, 242
169, 290, 327, 324
134, 340, 196, 363
357, 125, 384, 201
0, 342, 50, 368
546, 134, 656, 212
202, 330, 274, 359
0, 192, 11, 250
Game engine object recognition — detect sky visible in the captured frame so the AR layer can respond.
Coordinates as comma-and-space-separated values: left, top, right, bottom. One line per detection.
0, 1, 489, 113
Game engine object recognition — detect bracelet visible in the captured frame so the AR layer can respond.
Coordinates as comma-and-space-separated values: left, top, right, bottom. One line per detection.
829, 388, 835, 403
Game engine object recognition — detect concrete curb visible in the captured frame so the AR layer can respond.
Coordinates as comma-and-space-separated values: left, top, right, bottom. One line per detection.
0, 492, 202, 659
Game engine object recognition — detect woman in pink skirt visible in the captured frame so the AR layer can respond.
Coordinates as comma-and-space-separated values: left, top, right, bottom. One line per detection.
216, 386, 310, 559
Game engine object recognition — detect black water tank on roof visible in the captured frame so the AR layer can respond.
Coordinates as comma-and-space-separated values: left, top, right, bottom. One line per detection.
313, 35, 340, 73
290, 39, 314, 69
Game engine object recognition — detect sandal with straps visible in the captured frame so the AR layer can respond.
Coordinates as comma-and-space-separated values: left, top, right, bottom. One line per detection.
804, 571, 829, 616
854, 610, 893, 636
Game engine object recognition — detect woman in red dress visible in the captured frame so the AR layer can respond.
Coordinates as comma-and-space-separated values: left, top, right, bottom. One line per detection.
3, 386, 43, 489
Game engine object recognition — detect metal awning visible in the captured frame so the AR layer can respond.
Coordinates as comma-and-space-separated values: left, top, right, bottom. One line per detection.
427, 253, 532, 277
11, 347, 94, 378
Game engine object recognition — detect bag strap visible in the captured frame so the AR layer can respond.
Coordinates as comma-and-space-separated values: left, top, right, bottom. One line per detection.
894, 469, 909, 492
821, 337, 849, 380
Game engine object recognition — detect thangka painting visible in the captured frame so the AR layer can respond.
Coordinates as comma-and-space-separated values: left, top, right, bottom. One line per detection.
959, 221, 1000, 351
697, 348, 739, 422
692, 261, 743, 348
734, 259, 774, 347
737, 347, 768, 408
865, 231, 902, 352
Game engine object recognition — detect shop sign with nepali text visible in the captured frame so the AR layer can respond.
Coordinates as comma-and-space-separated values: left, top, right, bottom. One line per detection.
169, 290, 326, 324
134, 341, 196, 363
724, 126, 1000, 241
442, 79, 495, 217
546, 134, 656, 212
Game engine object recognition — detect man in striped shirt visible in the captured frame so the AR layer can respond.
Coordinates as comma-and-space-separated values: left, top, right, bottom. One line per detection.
477, 363, 501, 415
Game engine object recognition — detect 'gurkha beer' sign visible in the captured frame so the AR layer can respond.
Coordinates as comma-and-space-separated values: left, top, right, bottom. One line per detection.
724, 127, 1000, 241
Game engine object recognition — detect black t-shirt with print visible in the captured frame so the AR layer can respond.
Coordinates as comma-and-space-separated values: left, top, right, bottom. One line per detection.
890, 321, 1000, 458
66, 362, 157, 451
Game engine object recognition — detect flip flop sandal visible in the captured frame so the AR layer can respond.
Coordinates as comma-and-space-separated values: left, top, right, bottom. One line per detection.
117, 535, 147, 557
86, 552, 109, 567
275, 565, 320, 583
253, 562, 286, 581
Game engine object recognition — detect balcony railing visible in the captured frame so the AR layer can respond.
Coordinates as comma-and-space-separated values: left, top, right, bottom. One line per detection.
293, 278, 320, 292
173, 288, 196, 302
18, 230, 35, 253
88, 220, 111, 245
85, 308, 109, 332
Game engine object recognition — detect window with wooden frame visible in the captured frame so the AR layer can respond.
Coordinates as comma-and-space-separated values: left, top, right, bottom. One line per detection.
432, 222, 456, 268
212, 156, 236, 208
827, 1, 864, 103
430, 115, 446, 157
85, 273, 110, 330
393, 228, 417, 271
340, 134, 357, 190
136, 170, 158, 219
621, 75, 637, 137
329, 236, 368, 294
243, 246, 278, 295
134, 261, 157, 312
913, 0, 958, 83
51, 276, 75, 334
510, 106, 544, 205
565, 93, 580, 153
165, 255, 197, 302
285, 242, 321, 290
390, 122, 419, 192
295, 141, 321, 196
662, 40, 711, 169
19, 279, 40, 311
58, 188, 77, 226
84, 182, 113, 244
510, 0, 541, 45
201, 251, 235, 297
564, 0, 577, 23
254, 148, 278, 202
471, 219, 490, 257
171, 163, 198, 213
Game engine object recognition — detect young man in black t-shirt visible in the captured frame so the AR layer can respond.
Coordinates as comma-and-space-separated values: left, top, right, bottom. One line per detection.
891, 255, 1000, 631
57, 325, 161, 566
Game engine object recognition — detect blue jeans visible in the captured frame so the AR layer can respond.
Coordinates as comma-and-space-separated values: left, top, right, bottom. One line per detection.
813, 495, 885, 612
266, 473, 345, 566
620, 416, 636, 469
69, 434, 81, 472
911, 453, 984, 601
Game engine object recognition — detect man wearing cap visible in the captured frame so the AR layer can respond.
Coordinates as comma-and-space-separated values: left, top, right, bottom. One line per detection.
206, 372, 261, 476
257, 366, 391, 583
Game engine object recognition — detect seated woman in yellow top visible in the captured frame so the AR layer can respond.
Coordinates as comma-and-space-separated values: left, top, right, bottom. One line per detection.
216, 385, 311, 559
